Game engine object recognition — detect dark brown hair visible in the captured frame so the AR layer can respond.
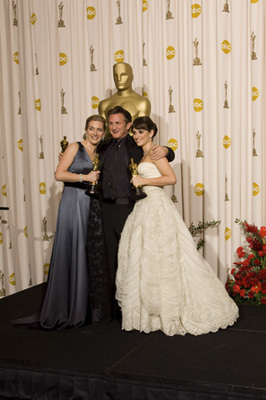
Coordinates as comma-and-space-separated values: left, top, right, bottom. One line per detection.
107, 106, 132, 124
131, 116, 158, 138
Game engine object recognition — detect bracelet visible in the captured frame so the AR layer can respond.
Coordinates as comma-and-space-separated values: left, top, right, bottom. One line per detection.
79, 174, 83, 183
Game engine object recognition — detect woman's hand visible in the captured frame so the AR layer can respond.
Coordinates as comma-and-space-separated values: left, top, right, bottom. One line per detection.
132, 175, 145, 187
83, 170, 100, 183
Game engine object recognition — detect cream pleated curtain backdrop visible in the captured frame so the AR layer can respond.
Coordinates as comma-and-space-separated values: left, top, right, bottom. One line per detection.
0, 0, 265, 297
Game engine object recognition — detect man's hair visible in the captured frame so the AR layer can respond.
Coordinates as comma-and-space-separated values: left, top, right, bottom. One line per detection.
107, 106, 132, 124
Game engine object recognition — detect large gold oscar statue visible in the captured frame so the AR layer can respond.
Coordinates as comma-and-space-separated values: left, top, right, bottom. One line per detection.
98, 62, 151, 123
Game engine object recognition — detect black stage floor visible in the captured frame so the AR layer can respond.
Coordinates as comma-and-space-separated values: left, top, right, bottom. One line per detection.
1, 284, 266, 400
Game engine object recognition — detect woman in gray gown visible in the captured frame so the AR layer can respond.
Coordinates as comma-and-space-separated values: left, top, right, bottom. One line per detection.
13, 115, 109, 329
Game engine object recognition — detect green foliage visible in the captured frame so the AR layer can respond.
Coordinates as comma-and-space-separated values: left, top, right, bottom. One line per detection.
188, 220, 221, 250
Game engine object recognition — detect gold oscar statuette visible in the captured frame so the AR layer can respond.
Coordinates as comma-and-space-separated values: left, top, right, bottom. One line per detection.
90, 45, 97, 72
223, 81, 229, 109
39, 135, 44, 159
166, 0, 174, 20
7, 224, 12, 249
42, 217, 54, 241
42, 217, 49, 241
85, 154, 100, 196
18, 91, 21, 115
129, 158, 147, 201
253, 129, 258, 156
196, 131, 204, 158
225, 175, 230, 201
60, 136, 69, 153
22, 178, 26, 202
35, 53, 39, 75
171, 185, 178, 203
222, 0, 229, 13
58, 2, 65, 27
98, 62, 151, 126
193, 38, 202, 66
251, 32, 257, 60
143, 42, 147, 67
168, 86, 176, 113
0, 270, 5, 297
61, 89, 68, 114
116, 0, 123, 24
12, 1, 18, 26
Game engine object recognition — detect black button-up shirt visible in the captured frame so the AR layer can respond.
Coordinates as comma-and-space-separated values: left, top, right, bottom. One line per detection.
101, 136, 132, 200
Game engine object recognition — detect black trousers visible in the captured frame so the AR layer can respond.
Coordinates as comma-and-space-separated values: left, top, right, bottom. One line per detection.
101, 200, 134, 313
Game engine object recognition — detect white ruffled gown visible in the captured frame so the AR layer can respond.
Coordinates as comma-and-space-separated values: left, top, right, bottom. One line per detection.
115, 163, 239, 336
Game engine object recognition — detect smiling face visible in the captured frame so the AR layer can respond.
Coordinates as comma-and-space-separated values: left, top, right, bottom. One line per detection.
132, 127, 154, 149
108, 113, 131, 141
86, 120, 105, 145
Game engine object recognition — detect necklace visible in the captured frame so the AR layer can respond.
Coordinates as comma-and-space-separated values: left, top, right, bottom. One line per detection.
142, 142, 154, 158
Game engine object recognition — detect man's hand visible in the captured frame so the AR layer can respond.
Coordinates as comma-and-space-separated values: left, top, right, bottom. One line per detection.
150, 145, 168, 161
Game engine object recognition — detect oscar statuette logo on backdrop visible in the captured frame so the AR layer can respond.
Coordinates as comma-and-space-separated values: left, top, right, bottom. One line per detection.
9, 273, 16, 286
167, 138, 178, 152
193, 98, 203, 112
253, 183, 260, 196
1, 185, 7, 197
142, 0, 148, 12
13, 52, 19, 65
252, 87, 259, 101
39, 182, 46, 195
166, 46, 175, 60
87, 6, 96, 20
221, 40, 231, 54
223, 135, 231, 149
58, 2, 66, 27
17, 139, 23, 152
191, 4, 201, 18
59, 53, 68, 66
30, 13, 37, 25
43, 263, 50, 276
92, 96, 100, 110
114, 50, 124, 63
194, 183, 204, 197
224, 227, 231, 241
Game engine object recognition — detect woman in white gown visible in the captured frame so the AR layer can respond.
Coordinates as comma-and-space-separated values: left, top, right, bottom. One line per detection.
115, 116, 238, 336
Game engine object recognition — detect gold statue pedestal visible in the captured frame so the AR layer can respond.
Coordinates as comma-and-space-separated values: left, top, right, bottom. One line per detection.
129, 186, 147, 201
193, 57, 202, 66
128, 158, 147, 201
223, 100, 229, 109
196, 149, 204, 158
85, 154, 100, 197
85, 181, 100, 197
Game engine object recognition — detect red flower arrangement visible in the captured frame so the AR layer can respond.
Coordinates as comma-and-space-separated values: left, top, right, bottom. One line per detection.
226, 219, 266, 305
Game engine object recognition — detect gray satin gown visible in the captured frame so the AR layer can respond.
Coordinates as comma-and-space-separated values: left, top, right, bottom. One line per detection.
14, 142, 93, 329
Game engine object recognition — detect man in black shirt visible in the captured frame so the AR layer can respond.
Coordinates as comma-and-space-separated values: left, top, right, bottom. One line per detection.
98, 106, 175, 318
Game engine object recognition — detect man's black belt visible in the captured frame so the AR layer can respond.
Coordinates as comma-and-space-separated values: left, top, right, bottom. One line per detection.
102, 198, 129, 205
